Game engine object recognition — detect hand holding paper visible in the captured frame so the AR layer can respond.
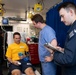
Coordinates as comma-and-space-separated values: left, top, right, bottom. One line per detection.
44, 43, 64, 53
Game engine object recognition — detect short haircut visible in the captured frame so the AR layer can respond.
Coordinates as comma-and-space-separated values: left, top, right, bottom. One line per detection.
13, 32, 21, 38
31, 14, 45, 23
58, 2, 76, 14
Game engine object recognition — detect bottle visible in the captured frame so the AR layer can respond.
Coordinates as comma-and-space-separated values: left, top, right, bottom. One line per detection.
18, 52, 29, 61
18, 52, 24, 59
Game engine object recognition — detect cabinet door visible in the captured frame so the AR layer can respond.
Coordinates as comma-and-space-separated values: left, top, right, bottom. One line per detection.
28, 44, 40, 64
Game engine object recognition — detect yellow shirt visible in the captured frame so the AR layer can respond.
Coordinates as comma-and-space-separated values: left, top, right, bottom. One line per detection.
6, 42, 29, 61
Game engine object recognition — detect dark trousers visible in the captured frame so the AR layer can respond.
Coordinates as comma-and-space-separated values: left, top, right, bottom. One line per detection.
0, 60, 3, 75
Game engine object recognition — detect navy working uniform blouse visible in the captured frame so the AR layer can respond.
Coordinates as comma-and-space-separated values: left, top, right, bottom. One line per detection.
54, 20, 76, 75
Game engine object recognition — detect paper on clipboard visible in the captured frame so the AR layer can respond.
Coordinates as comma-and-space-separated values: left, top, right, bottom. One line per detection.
44, 43, 64, 53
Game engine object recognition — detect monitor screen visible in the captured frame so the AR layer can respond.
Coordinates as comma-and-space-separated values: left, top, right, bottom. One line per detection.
2, 18, 9, 25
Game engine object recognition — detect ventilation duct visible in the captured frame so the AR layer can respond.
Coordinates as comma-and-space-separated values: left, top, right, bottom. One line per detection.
8, 17, 26, 21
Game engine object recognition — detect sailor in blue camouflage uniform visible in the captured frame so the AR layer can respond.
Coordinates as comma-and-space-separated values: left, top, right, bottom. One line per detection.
47, 2, 76, 75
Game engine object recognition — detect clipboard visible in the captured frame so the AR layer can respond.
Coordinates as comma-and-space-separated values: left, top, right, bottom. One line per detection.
44, 43, 64, 53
